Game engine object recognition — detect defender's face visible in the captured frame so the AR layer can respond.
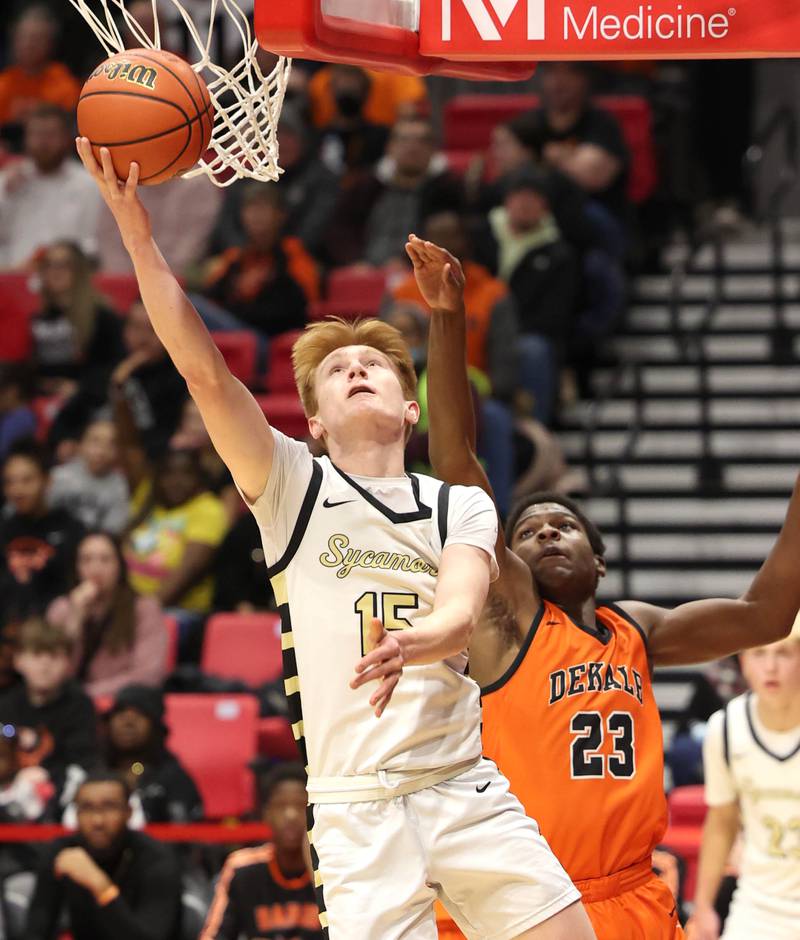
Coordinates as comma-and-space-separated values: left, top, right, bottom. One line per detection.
741, 638, 800, 702
264, 780, 307, 852
510, 502, 604, 603
310, 345, 418, 445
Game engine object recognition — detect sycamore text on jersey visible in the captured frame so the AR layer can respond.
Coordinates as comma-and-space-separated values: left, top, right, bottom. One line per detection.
319, 533, 438, 580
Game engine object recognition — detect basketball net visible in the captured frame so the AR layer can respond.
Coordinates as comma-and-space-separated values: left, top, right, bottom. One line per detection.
67, 0, 291, 186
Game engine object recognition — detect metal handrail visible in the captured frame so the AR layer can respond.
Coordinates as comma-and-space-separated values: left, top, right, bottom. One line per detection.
582, 103, 798, 592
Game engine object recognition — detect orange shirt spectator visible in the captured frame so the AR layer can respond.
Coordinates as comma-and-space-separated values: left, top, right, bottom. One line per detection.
309, 66, 427, 128
0, 61, 80, 126
0, 7, 80, 127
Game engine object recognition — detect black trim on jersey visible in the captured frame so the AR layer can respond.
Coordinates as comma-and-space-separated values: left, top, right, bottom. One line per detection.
560, 606, 613, 646
266, 460, 323, 578
606, 602, 649, 651
332, 465, 432, 524
745, 692, 800, 762
722, 703, 730, 768
307, 805, 329, 939
437, 483, 451, 546
480, 604, 544, 695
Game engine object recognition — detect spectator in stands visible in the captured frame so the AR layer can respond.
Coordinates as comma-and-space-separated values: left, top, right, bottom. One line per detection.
0, 105, 101, 270
0, 363, 37, 461
170, 399, 238, 521
0, 621, 21, 696
0, 618, 98, 796
525, 63, 630, 224
50, 299, 188, 461
201, 762, 322, 939
200, 184, 318, 343
0, 7, 80, 136
316, 65, 389, 176
47, 532, 167, 699
102, 685, 203, 823
209, 107, 339, 261
48, 419, 129, 534
31, 241, 126, 397
473, 170, 579, 384
25, 769, 182, 940
0, 724, 54, 822
212, 513, 274, 613
325, 116, 463, 269
309, 64, 427, 129
123, 446, 229, 646
0, 439, 85, 619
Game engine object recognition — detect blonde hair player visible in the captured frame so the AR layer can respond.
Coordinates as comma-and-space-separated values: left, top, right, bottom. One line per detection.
75, 139, 596, 940
688, 615, 800, 940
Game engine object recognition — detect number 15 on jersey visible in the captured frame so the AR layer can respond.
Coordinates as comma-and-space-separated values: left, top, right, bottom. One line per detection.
355, 591, 419, 654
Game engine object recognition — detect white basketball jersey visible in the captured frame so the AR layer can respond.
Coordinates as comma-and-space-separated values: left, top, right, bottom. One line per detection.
263, 453, 486, 801
722, 693, 800, 914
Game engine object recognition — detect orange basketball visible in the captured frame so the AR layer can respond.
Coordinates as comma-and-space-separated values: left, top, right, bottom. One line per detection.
78, 48, 214, 186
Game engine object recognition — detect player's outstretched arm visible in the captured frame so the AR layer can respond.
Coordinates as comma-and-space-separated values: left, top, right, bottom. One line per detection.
76, 139, 274, 503
622, 474, 800, 665
413, 236, 536, 602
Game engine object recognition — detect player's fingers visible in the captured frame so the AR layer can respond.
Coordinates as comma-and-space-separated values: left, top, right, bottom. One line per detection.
75, 138, 103, 180
98, 147, 121, 192
372, 674, 400, 716
351, 652, 402, 688
405, 240, 425, 267
125, 161, 140, 196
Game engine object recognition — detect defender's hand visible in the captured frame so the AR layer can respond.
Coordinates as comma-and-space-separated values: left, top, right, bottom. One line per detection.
351, 618, 404, 718
76, 138, 152, 247
405, 234, 465, 314
685, 906, 721, 940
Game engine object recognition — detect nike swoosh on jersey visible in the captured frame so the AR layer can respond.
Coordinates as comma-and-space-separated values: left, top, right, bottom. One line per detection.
323, 498, 356, 508
476, 782, 490, 793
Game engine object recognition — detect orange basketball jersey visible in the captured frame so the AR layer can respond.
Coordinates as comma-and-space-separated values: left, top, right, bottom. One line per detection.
481, 600, 667, 883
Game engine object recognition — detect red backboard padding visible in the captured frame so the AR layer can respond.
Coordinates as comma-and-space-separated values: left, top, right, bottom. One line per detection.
165, 694, 258, 819
443, 94, 658, 204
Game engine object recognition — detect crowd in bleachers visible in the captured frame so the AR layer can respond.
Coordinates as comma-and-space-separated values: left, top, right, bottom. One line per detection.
0, 2, 768, 938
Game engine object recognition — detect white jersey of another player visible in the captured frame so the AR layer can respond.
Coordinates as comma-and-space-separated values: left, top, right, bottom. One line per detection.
704, 692, 800, 932
246, 430, 497, 802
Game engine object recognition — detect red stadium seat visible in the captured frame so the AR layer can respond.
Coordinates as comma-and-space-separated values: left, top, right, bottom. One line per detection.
94, 273, 140, 314
31, 396, 64, 442
266, 330, 302, 393
165, 694, 258, 818
668, 785, 707, 828
442, 94, 657, 204
0, 273, 36, 361
258, 716, 299, 761
201, 612, 283, 687
211, 331, 258, 387
254, 393, 308, 439
326, 266, 388, 314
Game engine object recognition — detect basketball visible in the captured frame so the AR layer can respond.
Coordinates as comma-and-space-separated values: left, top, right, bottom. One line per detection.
77, 48, 214, 186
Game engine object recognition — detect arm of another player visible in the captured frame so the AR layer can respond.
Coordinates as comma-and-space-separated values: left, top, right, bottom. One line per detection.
621, 473, 800, 665
411, 235, 536, 603
75, 140, 274, 504
686, 711, 741, 940
351, 542, 494, 717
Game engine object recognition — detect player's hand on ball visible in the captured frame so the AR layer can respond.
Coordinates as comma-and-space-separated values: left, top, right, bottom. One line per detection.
75, 138, 152, 246
351, 618, 405, 718
405, 234, 465, 314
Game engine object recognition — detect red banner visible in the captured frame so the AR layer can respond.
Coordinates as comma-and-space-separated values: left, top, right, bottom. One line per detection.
419, 0, 800, 59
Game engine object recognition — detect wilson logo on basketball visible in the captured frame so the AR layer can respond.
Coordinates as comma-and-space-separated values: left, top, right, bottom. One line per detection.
90, 60, 158, 90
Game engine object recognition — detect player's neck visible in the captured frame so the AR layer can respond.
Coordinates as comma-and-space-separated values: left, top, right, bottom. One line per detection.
327, 437, 406, 479
755, 693, 800, 733
557, 596, 598, 628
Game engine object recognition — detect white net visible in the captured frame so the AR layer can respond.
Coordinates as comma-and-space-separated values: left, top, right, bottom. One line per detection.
67, 0, 291, 186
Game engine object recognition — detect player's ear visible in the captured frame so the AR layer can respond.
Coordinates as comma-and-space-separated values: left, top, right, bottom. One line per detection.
307, 415, 325, 441
594, 555, 606, 580
405, 400, 420, 426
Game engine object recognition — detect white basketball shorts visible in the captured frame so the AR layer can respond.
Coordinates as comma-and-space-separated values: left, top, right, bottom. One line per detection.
309, 758, 581, 940
722, 885, 800, 940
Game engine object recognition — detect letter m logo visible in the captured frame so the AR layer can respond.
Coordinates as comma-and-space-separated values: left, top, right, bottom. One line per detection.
442, 0, 545, 42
